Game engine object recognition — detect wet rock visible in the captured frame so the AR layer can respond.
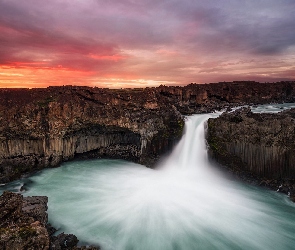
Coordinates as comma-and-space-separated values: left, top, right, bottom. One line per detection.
46, 224, 57, 237
49, 232, 100, 249
207, 107, 295, 179
0, 191, 50, 250
207, 107, 295, 201
22, 196, 48, 226
50, 233, 79, 249
277, 185, 290, 195
0, 192, 100, 250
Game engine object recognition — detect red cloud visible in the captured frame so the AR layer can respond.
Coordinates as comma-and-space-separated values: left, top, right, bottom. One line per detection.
0, 21, 125, 73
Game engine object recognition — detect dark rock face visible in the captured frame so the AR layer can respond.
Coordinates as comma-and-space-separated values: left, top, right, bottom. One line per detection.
0, 86, 184, 183
1, 81, 295, 183
207, 107, 295, 200
0, 192, 100, 250
158, 81, 295, 114
1, 82, 295, 246
22, 196, 48, 226
0, 191, 50, 250
50, 233, 78, 250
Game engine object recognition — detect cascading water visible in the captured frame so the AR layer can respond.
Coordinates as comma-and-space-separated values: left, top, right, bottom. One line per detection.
1, 105, 295, 250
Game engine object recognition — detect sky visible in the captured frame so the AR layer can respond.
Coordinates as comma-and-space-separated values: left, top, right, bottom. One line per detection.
0, 0, 295, 88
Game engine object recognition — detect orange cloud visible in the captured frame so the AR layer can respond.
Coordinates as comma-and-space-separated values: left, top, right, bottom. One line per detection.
88, 53, 126, 62
0, 66, 93, 88
0, 0, 295, 88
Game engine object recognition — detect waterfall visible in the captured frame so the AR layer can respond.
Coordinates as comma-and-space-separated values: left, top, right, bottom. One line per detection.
2, 112, 295, 250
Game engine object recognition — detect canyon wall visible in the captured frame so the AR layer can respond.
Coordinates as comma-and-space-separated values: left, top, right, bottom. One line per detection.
0, 87, 184, 183
206, 107, 295, 199
158, 81, 295, 113
1, 81, 295, 183
207, 107, 295, 179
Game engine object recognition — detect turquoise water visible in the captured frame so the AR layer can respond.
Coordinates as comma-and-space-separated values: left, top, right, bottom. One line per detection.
251, 103, 295, 113
1, 106, 295, 250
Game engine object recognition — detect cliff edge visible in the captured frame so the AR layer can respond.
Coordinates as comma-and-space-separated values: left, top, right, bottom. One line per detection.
207, 107, 295, 200
1, 81, 295, 183
0, 86, 184, 183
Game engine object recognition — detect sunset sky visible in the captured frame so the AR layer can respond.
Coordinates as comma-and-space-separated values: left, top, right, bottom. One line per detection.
0, 0, 295, 88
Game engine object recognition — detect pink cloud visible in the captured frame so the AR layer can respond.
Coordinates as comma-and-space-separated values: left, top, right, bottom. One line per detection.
0, 0, 294, 88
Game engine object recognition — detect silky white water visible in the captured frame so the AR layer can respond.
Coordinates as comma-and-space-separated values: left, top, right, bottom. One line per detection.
1, 104, 295, 249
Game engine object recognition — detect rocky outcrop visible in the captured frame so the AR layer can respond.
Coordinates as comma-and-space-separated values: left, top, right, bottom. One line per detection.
207, 107, 295, 200
158, 81, 295, 114
1, 82, 295, 246
0, 191, 49, 249
0, 191, 99, 250
0, 87, 184, 183
1, 81, 295, 183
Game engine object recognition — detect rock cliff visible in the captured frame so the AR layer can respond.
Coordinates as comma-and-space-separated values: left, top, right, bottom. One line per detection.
207, 107, 295, 200
158, 81, 295, 114
0, 87, 184, 183
0, 191, 99, 249
1, 81, 295, 246
1, 81, 295, 183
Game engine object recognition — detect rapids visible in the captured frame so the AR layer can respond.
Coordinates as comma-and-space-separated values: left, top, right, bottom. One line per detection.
1, 104, 295, 249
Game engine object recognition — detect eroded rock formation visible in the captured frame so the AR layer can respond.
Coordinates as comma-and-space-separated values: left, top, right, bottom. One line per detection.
0, 191, 49, 249
207, 107, 295, 200
158, 81, 295, 114
1, 81, 295, 183
1, 81, 295, 247
0, 87, 184, 183
0, 191, 99, 250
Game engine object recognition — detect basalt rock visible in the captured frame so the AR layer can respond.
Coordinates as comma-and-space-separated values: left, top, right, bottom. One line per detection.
207, 107, 295, 200
0, 192, 100, 250
1, 82, 295, 246
1, 81, 295, 183
0, 191, 50, 250
158, 81, 295, 114
0, 87, 184, 183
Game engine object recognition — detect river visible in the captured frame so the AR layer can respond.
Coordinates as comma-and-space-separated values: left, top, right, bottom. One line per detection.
1, 103, 295, 249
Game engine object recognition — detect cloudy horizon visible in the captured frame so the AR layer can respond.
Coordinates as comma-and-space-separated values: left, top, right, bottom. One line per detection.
0, 0, 295, 88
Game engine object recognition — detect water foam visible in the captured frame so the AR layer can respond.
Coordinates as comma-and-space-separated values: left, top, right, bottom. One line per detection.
15, 113, 295, 250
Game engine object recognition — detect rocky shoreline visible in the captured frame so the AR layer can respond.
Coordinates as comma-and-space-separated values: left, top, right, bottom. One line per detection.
1, 81, 295, 183
0, 86, 185, 183
0, 191, 100, 249
206, 107, 295, 201
1, 81, 295, 249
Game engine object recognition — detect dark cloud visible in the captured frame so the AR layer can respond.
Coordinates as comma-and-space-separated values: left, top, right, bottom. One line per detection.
150, 0, 295, 57
0, 0, 294, 87
1, 0, 295, 55
0, 1, 123, 72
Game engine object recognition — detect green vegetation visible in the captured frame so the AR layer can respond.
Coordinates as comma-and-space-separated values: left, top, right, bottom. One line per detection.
207, 120, 226, 155
177, 119, 185, 136
19, 227, 36, 239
